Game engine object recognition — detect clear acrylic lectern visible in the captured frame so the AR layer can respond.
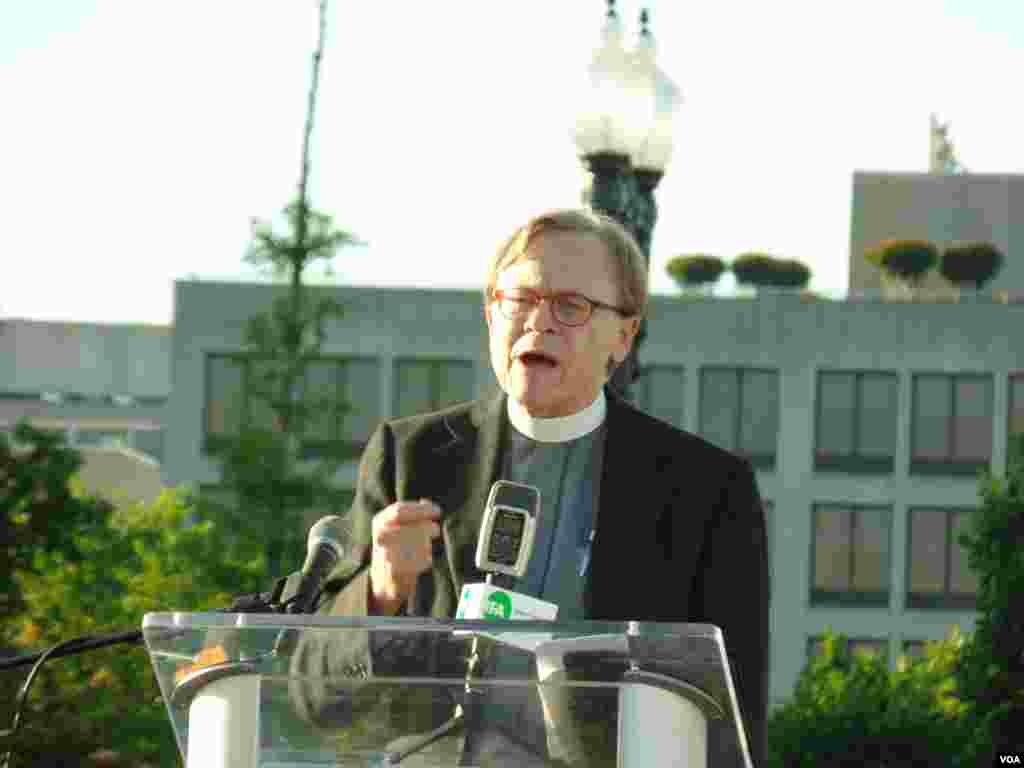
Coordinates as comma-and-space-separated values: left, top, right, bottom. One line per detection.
142, 613, 754, 767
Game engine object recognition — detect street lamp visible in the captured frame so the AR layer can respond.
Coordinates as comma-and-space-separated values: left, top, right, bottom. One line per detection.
573, 0, 682, 400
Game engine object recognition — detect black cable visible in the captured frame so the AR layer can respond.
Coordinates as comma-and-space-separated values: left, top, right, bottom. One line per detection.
1, 633, 124, 768
0, 630, 142, 673
0, 585, 286, 765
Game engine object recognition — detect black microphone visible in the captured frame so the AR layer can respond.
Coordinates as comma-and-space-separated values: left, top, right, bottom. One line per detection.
287, 515, 346, 614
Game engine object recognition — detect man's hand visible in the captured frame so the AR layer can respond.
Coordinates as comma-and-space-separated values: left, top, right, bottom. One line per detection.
368, 499, 442, 615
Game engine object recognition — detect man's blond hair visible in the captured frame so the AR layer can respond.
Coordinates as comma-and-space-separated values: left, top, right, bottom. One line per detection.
484, 208, 648, 318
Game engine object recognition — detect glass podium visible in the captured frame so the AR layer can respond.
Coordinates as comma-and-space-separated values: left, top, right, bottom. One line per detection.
142, 613, 754, 767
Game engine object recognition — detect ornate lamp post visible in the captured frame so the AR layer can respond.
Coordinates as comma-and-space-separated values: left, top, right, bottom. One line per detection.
574, 0, 681, 400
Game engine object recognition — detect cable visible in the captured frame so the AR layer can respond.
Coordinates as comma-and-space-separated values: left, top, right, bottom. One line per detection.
1, 634, 103, 768
0, 630, 142, 673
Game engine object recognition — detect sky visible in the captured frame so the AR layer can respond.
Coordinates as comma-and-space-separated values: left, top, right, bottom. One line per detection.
2, 1, 1023, 326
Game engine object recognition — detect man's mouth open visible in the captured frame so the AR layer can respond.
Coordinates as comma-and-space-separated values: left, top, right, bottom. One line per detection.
517, 352, 559, 369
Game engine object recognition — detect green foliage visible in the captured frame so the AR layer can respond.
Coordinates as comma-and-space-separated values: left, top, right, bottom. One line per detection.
768, 436, 1024, 764
865, 240, 938, 285
0, 421, 114, 621
772, 259, 812, 289
202, 1, 361, 579
953, 432, 1024, 762
5, 485, 264, 767
665, 253, 726, 288
940, 241, 1004, 290
730, 253, 812, 289
731, 252, 776, 286
767, 630, 971, 768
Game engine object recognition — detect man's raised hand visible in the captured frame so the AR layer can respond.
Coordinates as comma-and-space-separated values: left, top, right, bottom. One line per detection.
368, 499, 442, 615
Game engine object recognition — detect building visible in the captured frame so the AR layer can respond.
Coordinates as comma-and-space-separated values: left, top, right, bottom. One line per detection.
167, 278, 1024, 705
849, 171, 1024, 300
0, 317, 171, 464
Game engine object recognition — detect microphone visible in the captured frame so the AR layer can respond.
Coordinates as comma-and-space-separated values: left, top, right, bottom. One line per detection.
287, 515, 346, 614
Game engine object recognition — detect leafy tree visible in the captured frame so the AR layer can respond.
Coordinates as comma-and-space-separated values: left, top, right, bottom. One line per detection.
940, 241, 1004, 291
4, 485, 264, 767
666, 254, 726, 291
864, 240, 938, 293
203, 0, 363, 578
730, 253, 812, 290
772, 259, 812, 290
954, 432, 1024, 763
0, 421, 113, 623
731, 252, 777, 288
767, 630, 970, 768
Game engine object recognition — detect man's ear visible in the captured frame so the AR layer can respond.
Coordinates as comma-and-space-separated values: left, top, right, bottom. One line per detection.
484, 303, 493, 330
620, 316, 641, 348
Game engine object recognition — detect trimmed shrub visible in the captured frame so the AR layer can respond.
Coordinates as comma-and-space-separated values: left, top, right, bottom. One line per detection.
940, 242, 1004, 289
865, 240, 938, 285
666, 254, 726, 289
773, 259, 812, 289
731, 252, 777, 287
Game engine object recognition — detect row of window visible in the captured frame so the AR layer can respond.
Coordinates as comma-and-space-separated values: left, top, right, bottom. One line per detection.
203, 355, 477, 457
707, 369, 1021, 474
202, 355, 1024, 477
807, 636, 937, 664
809, 504, 977, 610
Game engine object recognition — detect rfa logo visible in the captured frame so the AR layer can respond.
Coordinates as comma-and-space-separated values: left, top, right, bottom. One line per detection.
999, 755, 1022, 764
484, 591, 512, 620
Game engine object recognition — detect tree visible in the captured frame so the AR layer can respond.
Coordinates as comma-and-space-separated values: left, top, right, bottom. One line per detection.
766, 629, 970, 768
864, 240, 938, 296
665, 254, 726, 293
731, 252, 777, 289
940, 241, 1004, 292
0, 421, 113, 623
772, 259, 812, 290
730, 253, 812, 291
5, 485, 265, 767
203, 0, 363, 578
954, 432, 1024, 764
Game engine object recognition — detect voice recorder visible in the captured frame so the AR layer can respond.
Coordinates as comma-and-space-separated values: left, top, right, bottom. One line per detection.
474, 480, 540, 578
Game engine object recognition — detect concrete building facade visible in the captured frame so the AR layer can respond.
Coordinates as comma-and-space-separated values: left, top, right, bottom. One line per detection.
168, 278, 1024, 705
849, 171, 1024, 300
0, 318, 171, 461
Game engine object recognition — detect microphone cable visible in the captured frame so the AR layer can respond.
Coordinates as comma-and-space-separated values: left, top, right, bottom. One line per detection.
0, 630, 142, 768
0, 586, 286, 767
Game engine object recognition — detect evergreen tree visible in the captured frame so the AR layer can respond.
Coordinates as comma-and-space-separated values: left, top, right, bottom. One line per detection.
203, 0, 362, 578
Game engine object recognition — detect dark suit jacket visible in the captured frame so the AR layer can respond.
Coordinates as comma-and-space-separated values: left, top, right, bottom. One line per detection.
295, 386, 770, 764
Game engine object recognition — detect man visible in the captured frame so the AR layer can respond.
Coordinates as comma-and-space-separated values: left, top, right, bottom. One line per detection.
291, 208, 769, 765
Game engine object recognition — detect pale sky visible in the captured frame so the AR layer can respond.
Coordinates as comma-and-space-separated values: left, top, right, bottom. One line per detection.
2, 1, 1022, 325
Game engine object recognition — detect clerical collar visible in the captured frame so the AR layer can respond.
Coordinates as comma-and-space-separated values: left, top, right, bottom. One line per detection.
507, 390, 607, 443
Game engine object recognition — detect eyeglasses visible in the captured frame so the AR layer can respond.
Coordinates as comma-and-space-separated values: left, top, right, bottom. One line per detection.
491, 288, 634, 327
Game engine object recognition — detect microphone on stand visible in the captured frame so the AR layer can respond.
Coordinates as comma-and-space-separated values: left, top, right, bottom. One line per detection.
286, 515, 347, 615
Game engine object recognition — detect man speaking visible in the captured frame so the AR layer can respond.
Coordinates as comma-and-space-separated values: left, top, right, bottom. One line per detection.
291, 208, 769, 765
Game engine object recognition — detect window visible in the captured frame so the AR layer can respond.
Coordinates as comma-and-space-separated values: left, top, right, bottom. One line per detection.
815, 371, 897, 473
811, 504, 891, 606
906, 507, 979, 610
635, 365, 684, 428
204, 354, 380, 459
1009, 374, 1024, 460
393, 358, 475, 419
911, 374, 992, 475
699, 367, 779, 469
807, 635, 888, 662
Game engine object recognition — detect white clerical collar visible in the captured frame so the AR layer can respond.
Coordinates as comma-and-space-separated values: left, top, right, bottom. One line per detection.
507, 390, 607, 443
